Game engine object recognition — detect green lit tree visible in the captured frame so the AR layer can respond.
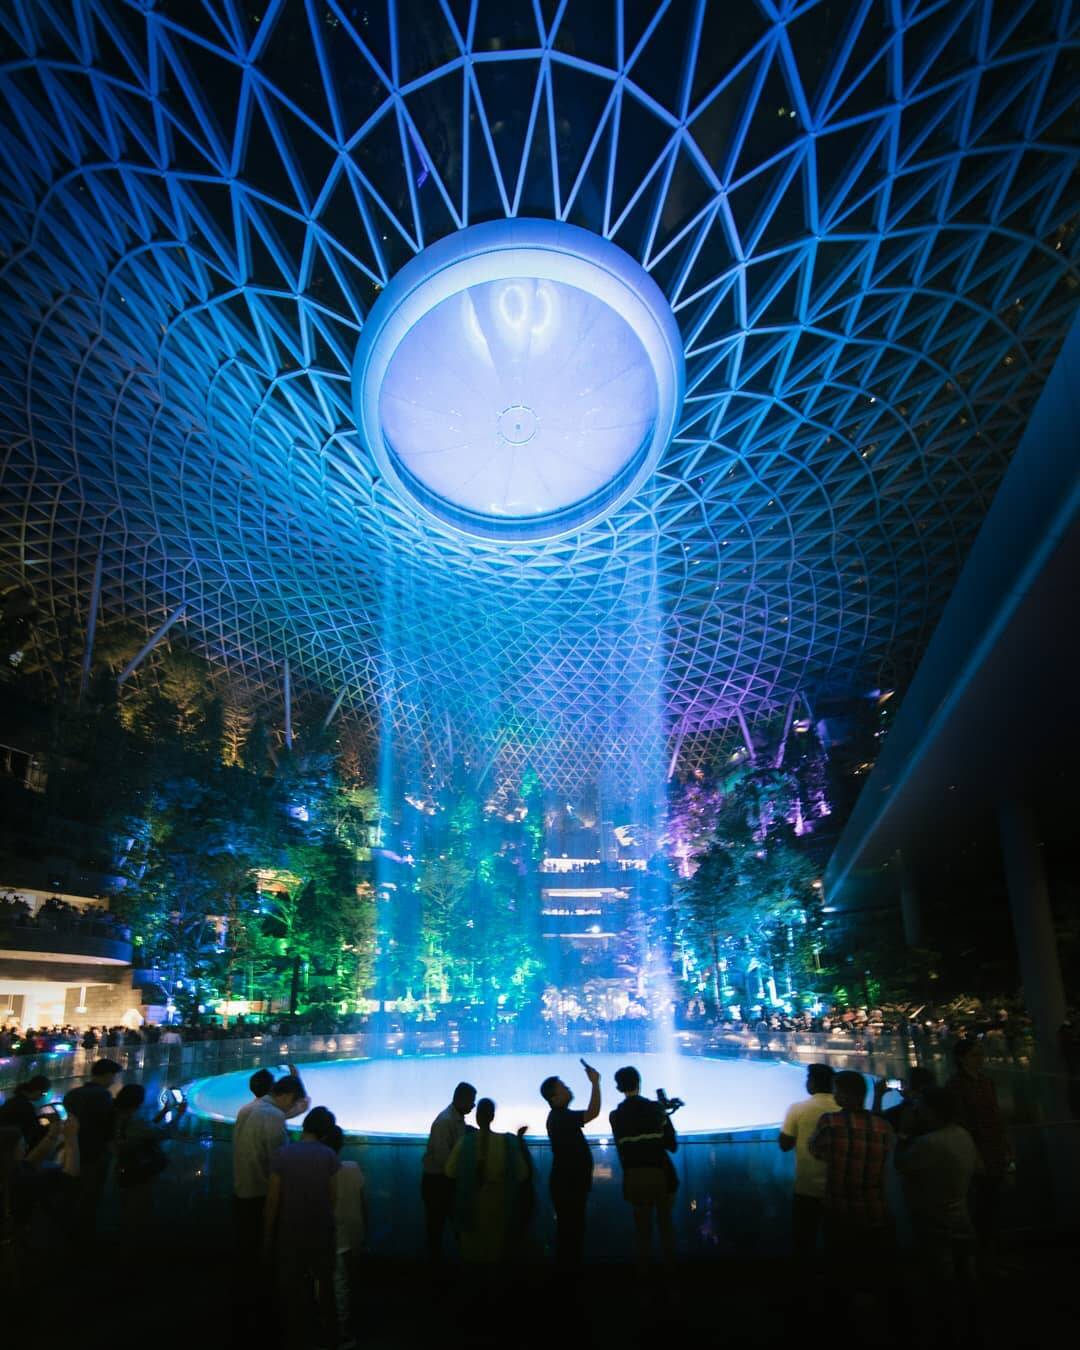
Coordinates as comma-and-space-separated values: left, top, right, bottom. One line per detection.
112, 758, 278, 1017
415, 852, 471, 1005
257, 832, 374, 1019
520, 766, 545, 864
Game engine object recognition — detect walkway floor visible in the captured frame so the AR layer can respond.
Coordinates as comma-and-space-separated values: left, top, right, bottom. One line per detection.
9, 1225, 1077, 1348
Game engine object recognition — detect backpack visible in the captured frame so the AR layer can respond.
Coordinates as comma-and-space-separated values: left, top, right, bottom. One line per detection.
114, 1120, 169, 1188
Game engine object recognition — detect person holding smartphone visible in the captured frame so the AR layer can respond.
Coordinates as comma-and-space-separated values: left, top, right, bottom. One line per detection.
609, 1065, 679, 1279
1, 1105, 79, 1232
113, 1082, 186, 1239
539, 1058, 601, 1276
0, 1074, 51, 1150
872, 1066, 936, 1136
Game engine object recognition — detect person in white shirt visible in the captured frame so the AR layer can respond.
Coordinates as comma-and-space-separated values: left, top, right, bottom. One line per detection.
420, 1081, 476, 1263
232, 1074, 306, 1328
234, 1068, 277, 1138
234, 1065, 310, 1138
325, 1123, 367, 1350
778, 1063, 839, 1260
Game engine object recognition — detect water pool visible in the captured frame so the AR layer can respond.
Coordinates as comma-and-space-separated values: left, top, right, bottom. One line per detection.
187, 1052, 810, 1138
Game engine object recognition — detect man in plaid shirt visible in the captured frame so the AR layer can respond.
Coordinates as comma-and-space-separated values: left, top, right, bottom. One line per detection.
809, 1069, 894, 1253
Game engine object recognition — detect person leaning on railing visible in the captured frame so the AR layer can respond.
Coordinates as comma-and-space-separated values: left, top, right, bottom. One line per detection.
0, 1075, 51, 1149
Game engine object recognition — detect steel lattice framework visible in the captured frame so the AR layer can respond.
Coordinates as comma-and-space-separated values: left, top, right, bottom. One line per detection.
0, 0, 1077, 792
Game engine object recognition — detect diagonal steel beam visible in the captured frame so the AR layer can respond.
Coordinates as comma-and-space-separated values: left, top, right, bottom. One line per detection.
78, 543, 105, 701
283, 657, 293, 750
117, 604, 188, 685
321, 684, 349, 732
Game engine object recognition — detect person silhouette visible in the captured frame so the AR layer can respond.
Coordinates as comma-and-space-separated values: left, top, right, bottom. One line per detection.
540, 1059, 600, 1276
608, 1065, 678, 1278
421, 1080, 477, 1263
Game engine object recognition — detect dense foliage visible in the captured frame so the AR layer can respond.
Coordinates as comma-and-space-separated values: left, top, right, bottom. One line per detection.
0, 635, 921, 1023
673, 764, 825, 1013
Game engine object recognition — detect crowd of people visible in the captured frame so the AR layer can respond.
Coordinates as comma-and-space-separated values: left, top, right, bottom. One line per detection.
0, 1022, 185, 1055
777, 1041, 1015, 1338
0, 1031, 1040, 1347
710, 1006, 1034, 1055
227, 1053, 682, 1346
0, 1001, 1040, 1064
0, 1057, 189, 1245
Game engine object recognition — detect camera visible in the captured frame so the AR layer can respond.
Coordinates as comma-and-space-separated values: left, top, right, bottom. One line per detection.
159, 1086, 186, 1109
655, 1088, 685, 1115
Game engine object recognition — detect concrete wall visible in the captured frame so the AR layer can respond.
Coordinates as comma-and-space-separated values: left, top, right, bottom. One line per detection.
0, 962, 145, 1029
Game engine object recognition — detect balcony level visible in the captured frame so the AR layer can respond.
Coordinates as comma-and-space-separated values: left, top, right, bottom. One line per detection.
0, 888, 132, 968
0, 924, 133, 965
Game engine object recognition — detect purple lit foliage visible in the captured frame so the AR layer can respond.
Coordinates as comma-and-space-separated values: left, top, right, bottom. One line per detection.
670, 725, 832, 1012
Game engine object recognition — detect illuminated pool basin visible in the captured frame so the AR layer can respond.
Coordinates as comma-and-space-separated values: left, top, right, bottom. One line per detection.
187, 1052, 810, 1139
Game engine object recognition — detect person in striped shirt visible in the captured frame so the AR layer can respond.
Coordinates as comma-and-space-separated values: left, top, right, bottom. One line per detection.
808, 1069, 894, 1255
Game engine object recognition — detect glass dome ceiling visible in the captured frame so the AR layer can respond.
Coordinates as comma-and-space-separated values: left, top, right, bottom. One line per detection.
0, 1, 1077, 792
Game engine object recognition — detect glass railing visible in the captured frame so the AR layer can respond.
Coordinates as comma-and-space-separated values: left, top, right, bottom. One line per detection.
0, 1024, 1041, 1098
5, 1029, 1076, 1255
44, 1083, 1080, 1259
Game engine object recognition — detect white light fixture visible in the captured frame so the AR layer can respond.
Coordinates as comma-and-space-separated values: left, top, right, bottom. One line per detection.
352, 219, 684, 541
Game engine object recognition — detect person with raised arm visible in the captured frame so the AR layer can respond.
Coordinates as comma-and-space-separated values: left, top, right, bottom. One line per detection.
540, 1058, 601, 1276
